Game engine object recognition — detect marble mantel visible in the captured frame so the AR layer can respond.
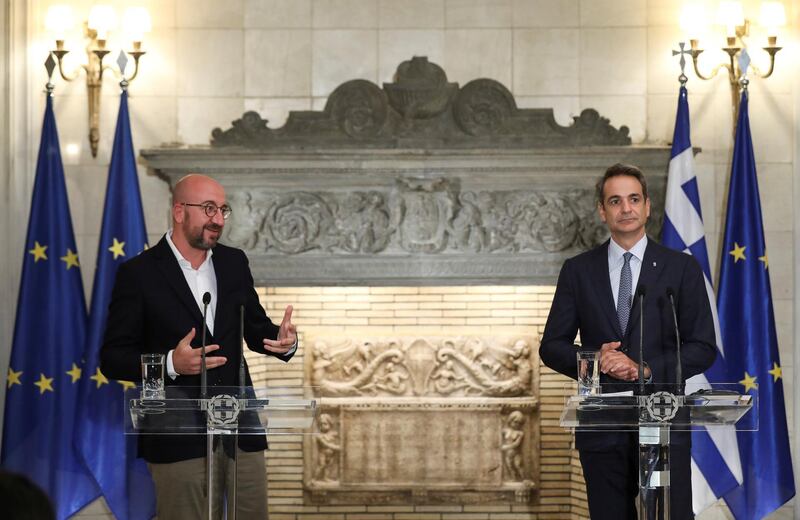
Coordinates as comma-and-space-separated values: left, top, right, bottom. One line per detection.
140, 57, 671, 286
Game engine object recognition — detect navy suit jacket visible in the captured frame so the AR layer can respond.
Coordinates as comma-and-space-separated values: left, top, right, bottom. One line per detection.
101, 237, 294, 463
540, 238, 717, 450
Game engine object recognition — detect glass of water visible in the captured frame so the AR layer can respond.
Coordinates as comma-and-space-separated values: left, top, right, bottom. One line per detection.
576, 350, 601, 396
141, 353, 165, 400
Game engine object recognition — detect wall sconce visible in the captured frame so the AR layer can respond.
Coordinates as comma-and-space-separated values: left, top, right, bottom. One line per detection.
679, 1, 785, 118
45, 4, 151, 158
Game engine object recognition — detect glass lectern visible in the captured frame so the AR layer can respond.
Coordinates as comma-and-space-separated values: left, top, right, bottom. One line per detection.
126, 386, 317, 520
560, 382, 755, 520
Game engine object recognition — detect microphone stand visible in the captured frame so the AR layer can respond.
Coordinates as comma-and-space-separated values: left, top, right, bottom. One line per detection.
667, 288, 683, 395
201, 292, 211, 400
637, 287, 646, 396
239, 304, 246, 399
200, 292, 211, 505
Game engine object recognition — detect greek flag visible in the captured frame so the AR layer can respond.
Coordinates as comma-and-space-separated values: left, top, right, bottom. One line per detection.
661, 85, 743, 513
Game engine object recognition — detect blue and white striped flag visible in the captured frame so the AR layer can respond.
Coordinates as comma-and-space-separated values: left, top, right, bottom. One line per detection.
661, 85, 743, 514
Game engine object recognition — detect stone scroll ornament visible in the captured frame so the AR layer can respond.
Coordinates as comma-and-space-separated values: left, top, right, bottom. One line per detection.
309, 337, 533, 398
211, 56, 631, 148
222, 183, 639, 256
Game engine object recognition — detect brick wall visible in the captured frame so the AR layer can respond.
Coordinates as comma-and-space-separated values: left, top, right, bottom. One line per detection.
249, 286, 588, 520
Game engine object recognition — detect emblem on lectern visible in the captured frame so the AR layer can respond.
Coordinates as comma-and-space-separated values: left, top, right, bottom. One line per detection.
207, 394, 241, 427
645, 391, 679, 422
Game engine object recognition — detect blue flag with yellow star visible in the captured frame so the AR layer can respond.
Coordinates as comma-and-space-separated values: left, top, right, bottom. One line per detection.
75, 90, 156, 520
1, 94, 100, 518
717, 90, 795, 518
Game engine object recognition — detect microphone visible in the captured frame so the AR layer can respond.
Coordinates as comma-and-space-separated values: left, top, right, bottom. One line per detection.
201, 291, 211, 399
636, 285, 647, 395
239, 304, 246, 398
666, 287, 683, 395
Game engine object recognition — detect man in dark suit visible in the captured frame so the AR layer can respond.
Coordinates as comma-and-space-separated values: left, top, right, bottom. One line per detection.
101, 174, 297, 520
540, 164, 717, 519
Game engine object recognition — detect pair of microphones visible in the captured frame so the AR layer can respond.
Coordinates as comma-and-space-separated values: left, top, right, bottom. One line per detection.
199, 292, 246, 399
633, 286, 683, 394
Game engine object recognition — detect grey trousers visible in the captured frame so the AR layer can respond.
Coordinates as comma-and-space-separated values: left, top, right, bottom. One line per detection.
148, 445, 267, 520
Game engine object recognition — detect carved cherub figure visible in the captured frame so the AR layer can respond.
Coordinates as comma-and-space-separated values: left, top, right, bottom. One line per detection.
314, 413, 341, 481
501, 410, 526, 481
375, 361, 408, 394
431, 360, 465, 395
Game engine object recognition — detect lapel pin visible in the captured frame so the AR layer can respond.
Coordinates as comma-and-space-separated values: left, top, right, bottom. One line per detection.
653, 261, 657, 267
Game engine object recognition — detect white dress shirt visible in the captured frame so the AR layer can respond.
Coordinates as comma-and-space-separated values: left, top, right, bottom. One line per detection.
165, 231, 217, 378
608, 235, 648, 309
163, 231, 297, 378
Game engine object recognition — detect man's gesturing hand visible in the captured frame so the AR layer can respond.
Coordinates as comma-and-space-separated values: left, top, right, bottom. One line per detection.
172, 327, 227, 375
263, 305, 297, 355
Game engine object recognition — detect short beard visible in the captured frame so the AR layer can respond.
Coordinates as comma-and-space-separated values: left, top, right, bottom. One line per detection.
187, 224, 222, 250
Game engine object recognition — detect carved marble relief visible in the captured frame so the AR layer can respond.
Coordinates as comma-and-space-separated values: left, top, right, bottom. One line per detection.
211, 57, 630, 149
305, 336, 539, 504
310, 337, 533, 397
221, 180, 640, 257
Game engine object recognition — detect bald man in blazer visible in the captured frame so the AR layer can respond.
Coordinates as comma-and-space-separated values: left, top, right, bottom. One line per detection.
540, 164, 717, 519
101, 174, 297, 520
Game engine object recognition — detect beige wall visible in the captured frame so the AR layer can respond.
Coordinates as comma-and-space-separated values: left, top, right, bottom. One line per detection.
1, 0, 797, 518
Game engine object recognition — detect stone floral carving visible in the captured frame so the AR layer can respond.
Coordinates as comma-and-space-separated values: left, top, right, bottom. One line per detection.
309, 337, 533, 397
210, 56, 631, 148
331, 191, 393, 253
263, 192, 332, 254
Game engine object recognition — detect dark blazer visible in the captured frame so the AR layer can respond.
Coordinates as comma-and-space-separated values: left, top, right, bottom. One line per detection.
101, 236, 294, 463
540, 238, 717, 451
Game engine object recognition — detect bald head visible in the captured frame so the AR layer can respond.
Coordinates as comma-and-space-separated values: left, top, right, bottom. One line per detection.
171, 174, 227, 255
173, 174, 224, 207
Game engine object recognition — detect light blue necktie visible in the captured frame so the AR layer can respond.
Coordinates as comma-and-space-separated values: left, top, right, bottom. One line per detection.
617, 252, 633, 334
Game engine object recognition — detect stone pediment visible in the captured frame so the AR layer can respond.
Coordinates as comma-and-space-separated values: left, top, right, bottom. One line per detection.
211, 56, 631, 149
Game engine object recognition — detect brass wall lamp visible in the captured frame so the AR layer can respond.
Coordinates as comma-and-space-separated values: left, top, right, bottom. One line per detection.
44, 5, 151, 158
679, 1, 785, 121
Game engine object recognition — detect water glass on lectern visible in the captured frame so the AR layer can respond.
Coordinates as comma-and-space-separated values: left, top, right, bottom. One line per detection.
576, 351, 601, 395
141, 353, 165, 399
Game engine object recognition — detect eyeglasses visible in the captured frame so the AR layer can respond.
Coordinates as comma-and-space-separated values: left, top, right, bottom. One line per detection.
182, 202, 232, 220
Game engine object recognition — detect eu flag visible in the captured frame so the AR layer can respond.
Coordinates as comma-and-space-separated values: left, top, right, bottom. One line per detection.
1, 94, 100, 518
718, 90, 795, 518
75, 90, 156, 520
662, 85, 743, 513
